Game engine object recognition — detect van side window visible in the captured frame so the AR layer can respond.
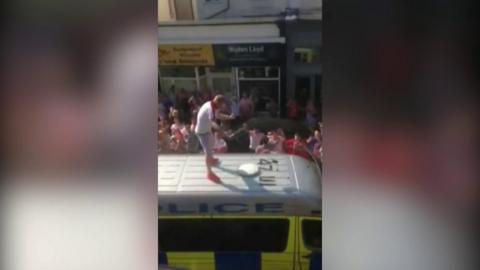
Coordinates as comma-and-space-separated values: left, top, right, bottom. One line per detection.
302, 219, 321, 250
159, 218, 289, 252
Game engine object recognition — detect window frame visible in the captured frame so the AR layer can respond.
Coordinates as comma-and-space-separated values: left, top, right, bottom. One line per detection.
158, 217, 291, 252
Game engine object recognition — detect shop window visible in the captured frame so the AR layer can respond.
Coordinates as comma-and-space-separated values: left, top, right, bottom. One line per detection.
239, 80, 279, 113
239, 67, 265, 78
159, 218, 289, 252
294, 48, 319, 64
160, 79, 197, 93
172, 0, 194, 21
266, 67, 279, 78
239, 67, 279, 78
212, 78, 233, 95
209, 67, 232, 73
159, 67, 196, 78
302, 219, 322, 251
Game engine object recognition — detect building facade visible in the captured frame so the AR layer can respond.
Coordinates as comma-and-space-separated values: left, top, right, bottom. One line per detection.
285, 19, 322, 118
158, 0, 322, 117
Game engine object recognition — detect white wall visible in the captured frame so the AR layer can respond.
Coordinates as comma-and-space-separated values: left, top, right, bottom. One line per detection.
195, 0, 322, 19
158, 23, 283, 44
158, 0, 173, 22
224, 0, 288, 18
195, 0, 230, 19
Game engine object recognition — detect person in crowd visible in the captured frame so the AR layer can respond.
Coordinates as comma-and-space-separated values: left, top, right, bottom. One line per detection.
218, 101, 233, 130
284, 132, 312, 161
200, 89, 213, 103
158, 94, 166, 119
158, 116, 170, 134
158, 129, 171, 153
287, 98, 299, 120
213, 131, 228, 153
177, 88, 190, 122
267, 128, 286, 154
168, 107, 176, 121
169, 131, 186, 153
248, 127, 266, 152
195, 95, 233, 182
188, 92, 200, 116
239, 92, 254, 121
167, 85, 176, 107
313, 140, 323, 162
266, 97, 278, 118
230, 95, 240, 119
306, 100, 318, 130
307, 129, 322, 152
255, 137, 271, 154
170, 113, 185, 136
182, 124, 200, 154
162, 91, 174, 117
318, 121, 323, 133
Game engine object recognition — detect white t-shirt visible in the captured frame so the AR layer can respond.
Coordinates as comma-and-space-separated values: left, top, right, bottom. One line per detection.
195, 101, 214, 134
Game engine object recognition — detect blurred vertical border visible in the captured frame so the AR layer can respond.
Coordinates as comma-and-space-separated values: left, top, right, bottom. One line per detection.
2, 1, 158, 270
322, 0, 479, 269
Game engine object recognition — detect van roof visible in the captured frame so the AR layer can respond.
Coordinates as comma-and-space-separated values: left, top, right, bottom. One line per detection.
158, 154, 322, 216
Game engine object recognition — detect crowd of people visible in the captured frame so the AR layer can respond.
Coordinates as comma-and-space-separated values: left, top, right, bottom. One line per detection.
158, 87, 322, 163
247, 123, 323, 163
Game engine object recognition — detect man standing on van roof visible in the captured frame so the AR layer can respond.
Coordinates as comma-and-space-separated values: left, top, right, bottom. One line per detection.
195, 95, 234, 183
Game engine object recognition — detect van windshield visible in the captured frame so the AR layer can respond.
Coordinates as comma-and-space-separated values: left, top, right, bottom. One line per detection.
302, 219, 322, 251
159, 218, 289, 252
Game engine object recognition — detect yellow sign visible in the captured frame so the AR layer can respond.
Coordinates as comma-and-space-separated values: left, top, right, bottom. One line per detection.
159, 45, 215, 66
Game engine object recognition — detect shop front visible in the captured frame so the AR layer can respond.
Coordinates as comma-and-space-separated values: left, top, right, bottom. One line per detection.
214, 43, 284, 115
159, 41, 285, 115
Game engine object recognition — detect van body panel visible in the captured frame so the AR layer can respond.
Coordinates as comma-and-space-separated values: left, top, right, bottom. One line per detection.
158, 154, 322, 269
158, 154, 322, 217
298, 217, 322, 270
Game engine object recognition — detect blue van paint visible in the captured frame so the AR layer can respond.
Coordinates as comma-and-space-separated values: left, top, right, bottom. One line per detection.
159, 202, 285, 214
214, 252, 261, 270
168, 204, 196, 214
214, 203, 249, 213
255, 202, 283, 213
199, 203, 209, 213
158, 252, 168, 265
309, 253, 322, 270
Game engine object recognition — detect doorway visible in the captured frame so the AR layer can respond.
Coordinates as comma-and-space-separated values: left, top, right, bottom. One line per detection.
295, 77, 311, 107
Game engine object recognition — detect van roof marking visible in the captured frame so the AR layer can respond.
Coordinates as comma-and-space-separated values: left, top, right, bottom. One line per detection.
158, 154, 322, 208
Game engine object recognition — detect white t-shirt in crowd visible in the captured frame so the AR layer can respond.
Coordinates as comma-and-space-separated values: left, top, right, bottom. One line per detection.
195, 101, 214, 134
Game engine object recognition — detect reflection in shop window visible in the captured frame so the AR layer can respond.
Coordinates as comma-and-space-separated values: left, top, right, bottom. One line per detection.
209, 67, 232, 73
239, 81, 279, 113
160, 79, 197, 93
159, 67, 196, 77
238, 67, 279, 78
294, 48, 319, 64
213, 78, 233, 96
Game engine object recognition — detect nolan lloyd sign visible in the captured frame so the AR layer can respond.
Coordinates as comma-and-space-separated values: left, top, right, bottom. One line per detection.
228, 45, 265, 54
213, 43, 283, 67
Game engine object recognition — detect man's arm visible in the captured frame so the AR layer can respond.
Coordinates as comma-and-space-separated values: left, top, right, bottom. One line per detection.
211, 120, 221, 131
215, 111, 235, 121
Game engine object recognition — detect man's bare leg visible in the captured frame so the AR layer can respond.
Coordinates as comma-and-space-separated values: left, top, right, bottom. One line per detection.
206, 154, 221, 183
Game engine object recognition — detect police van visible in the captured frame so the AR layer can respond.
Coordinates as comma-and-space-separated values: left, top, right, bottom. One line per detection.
158, 154, 322, 270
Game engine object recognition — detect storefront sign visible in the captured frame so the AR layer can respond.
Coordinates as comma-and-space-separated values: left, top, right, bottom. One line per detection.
159, 45, 215, 66
213, 43, 284, 67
